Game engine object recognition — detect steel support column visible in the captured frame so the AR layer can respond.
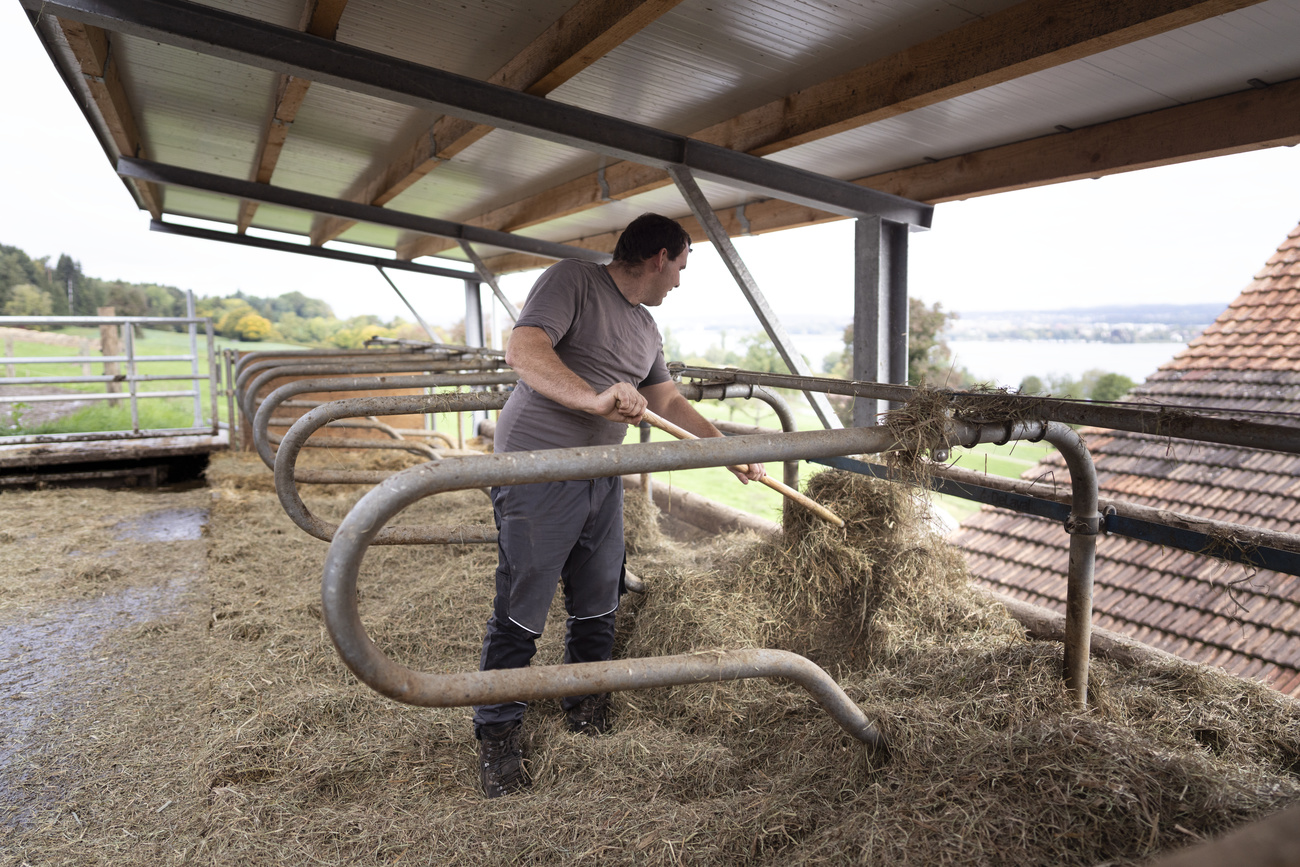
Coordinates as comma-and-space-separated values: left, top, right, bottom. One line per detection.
464, 279, 489, 433
669, 166, 842, 430
853, 216, 909, 427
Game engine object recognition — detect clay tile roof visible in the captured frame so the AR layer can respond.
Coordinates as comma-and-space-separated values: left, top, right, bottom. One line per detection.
952, 220, 1300, 698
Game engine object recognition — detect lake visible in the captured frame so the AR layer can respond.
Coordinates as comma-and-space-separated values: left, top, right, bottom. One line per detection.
667, 326, 1186, 389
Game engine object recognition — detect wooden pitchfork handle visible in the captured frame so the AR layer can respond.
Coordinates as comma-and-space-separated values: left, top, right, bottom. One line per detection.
639, 409, 845, 528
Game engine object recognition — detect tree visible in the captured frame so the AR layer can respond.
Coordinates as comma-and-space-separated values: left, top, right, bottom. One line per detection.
234, 312, 275, 341
2, 284, 54, 319
52, 254, 83, 316
908, 297, 971, 387
1090, 372, 1135, 403
1018, 375, 1046, 395
271, 291, 334, 320
215, 300, 258, 336
824, 297, 973, 387
104, 282, 149, 317
739, 332, 793, 374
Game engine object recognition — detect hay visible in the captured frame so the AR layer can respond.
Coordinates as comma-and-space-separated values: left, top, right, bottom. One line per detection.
621, 485, 665, 555
2, 452, 1297, 865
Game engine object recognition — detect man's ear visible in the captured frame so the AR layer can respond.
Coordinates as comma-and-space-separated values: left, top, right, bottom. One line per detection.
654, 248, 669, 271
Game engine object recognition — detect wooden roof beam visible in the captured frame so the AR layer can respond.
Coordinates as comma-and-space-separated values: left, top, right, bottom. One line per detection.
58, 18, 163, 219
401, 0, 1266, 262
235, 0, 348, 233
309, 0, 686, 247
475, 77, 1300, 273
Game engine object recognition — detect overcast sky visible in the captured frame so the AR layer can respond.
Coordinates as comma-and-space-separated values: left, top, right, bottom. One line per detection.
4, 2, 1300, 334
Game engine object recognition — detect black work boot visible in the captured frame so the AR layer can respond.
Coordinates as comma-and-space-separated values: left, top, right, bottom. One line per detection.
566, 693, 611, 736
478, 720, 528, 798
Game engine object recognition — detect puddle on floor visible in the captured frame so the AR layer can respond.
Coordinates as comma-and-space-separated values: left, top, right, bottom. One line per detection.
113, 507, 208, 542
0, 566, 199, 827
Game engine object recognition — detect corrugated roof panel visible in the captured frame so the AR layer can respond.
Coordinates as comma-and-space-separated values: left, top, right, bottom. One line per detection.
115, 36, 272, 176
336, 0, 577, 78
193, 0, 302, 30
766, 1, 1300, 181
548, 0, 1022, 135
384, 127, 604, 224
164, 189, 242, 225
268, 83, 432, 200
769, 58, 1181, 180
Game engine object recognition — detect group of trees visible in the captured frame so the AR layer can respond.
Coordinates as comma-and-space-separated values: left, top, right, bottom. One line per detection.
1, 245, 190, 324
822, 297, 976, 388
1019, 370, 1135, 403
190, 291, 455, 347
661, 328, 791, 374
3, 241, 1143, 401
0, 242, 454, 347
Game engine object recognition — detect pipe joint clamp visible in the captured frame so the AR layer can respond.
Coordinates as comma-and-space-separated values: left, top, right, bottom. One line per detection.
1065, 513, 1101, 536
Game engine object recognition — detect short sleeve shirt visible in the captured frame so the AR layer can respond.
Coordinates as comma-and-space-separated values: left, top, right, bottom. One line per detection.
495, 259, 670, 452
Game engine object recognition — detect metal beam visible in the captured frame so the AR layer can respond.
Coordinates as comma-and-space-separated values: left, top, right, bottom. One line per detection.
30, 0, 932, 226
668, 166, 842, 430
853, 216, 909, 426
121, 157, 606, 264
148, 219, 478, 281
459, 240, 520, 322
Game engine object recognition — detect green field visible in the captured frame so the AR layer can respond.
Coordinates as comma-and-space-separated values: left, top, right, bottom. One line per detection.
602, 394, 1055, 525
2, 326, 306, 435
4, 331, 1053, 523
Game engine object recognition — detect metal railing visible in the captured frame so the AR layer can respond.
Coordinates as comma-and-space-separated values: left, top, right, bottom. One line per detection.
0, 313, 218, 445
242, 358, 1300, 735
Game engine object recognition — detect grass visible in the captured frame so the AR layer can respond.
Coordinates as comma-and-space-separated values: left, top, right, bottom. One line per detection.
605, 393, 1057, 527
2, 326, 308, 434
2, 325, 1055, 517
10, 398, 201, 436
935, 438, 1056, 523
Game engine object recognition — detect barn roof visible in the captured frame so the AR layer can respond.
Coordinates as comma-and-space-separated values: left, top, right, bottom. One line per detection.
15, 0, 1300, 276
951, 223, 1300, 697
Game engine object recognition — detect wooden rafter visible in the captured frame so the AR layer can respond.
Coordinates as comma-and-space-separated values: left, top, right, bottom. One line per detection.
236, 0, 348, 234
309, 0, 685, 246
400, 0, 1266, 262
58, 18, 163, 219
472, 77, 1300, 273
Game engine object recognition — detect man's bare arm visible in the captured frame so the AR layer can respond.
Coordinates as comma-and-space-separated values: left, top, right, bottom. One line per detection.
505, 326, 645, 423
639, 380, 765, 484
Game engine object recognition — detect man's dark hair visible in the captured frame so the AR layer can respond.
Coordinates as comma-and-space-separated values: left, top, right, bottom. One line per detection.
612, 213, 691, 264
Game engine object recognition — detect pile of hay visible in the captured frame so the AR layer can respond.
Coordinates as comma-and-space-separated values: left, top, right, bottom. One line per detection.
3, 453, 1297, 865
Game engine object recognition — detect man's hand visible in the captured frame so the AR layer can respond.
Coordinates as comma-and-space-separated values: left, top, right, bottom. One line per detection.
729, 461, 766, 486
594, 382, 646, 424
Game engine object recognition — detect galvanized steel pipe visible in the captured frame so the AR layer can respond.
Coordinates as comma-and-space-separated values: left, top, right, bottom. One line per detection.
319, 418, 1078, 745
239, 357, 508, 423
274, 392, 509, 543
672, 364, 1300, 453
252, 371, 516, 468
1043, 423, 1100, 708
320, 426, 900, 745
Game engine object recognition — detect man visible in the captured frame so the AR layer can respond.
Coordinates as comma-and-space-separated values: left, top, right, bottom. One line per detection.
475, 213, 765, 798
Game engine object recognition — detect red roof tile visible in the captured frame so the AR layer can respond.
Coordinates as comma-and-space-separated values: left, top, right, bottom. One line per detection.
955, 220, 1300, 698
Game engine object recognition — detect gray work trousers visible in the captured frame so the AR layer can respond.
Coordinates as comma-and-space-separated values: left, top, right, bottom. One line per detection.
473, 477, 624, 734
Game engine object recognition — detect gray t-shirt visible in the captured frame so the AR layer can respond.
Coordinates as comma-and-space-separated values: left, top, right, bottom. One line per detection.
495, 259, 670, 452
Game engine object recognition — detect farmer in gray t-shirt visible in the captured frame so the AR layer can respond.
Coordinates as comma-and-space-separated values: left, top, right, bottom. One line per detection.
474, 213, 765, 798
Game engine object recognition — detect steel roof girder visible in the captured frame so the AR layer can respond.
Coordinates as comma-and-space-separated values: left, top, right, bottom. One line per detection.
149, 219, 480, 281
26, 0, 933, 227
119, 157, 608, 264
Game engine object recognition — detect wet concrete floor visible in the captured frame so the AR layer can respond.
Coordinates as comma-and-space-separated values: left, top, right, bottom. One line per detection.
0, 504, 208, 827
